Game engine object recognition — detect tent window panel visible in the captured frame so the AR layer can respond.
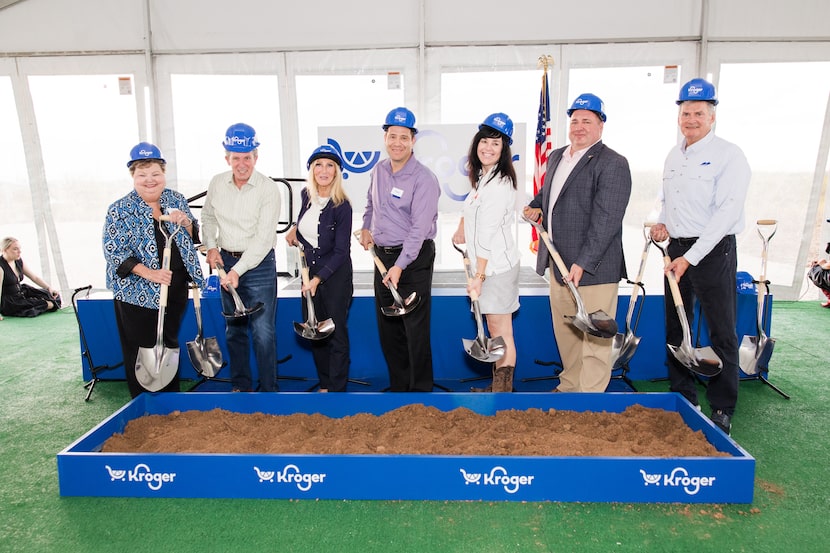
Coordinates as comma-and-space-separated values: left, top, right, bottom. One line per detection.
719, 61, 830, 293
171, 74, 283, 199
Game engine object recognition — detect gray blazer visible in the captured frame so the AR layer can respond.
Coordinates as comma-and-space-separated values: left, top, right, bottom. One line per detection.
529, 141, 632, 286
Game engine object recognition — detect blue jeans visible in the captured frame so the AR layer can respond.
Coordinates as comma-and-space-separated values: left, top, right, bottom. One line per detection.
220, 250, 278, 391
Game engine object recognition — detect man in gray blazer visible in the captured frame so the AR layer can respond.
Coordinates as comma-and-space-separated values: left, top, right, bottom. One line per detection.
524, 93, 632, 392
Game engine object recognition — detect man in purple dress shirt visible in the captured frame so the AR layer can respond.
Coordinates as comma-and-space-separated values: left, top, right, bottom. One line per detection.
357, 107, 441, 391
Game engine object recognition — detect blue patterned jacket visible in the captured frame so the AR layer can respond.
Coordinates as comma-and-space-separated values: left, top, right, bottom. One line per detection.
103, 188, 204, 308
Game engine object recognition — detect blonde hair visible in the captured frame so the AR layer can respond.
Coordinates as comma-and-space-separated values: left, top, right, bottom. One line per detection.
1, 237, 18, 253
306, 163, 350, 207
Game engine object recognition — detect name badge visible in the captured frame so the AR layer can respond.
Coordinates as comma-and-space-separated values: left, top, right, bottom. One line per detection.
391, 187, 404, 199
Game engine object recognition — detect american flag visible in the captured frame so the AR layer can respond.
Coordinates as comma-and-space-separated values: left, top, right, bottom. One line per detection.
530, 67, 552, 253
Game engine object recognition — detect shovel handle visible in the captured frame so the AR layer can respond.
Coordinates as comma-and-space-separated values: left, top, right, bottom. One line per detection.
191, 283, 201, 309
460, 254, 481, 301
354, 230, 391, 277
661, 252, 684, 309
297, 246, 312, 287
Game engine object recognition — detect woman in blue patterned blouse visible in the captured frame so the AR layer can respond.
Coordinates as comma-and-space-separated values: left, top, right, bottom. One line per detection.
103, 142, 204, 397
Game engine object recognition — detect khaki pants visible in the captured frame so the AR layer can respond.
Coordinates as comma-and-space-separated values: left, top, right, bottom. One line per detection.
549, 278, 619, 392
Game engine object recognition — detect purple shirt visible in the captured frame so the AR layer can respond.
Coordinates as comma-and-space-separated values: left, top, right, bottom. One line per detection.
362, 154, 440, 270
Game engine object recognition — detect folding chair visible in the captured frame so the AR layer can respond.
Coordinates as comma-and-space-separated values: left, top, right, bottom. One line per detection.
71, 286, 123, 401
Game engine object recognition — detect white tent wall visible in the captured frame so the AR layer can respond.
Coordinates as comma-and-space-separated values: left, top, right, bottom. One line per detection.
1, 0, 829, 301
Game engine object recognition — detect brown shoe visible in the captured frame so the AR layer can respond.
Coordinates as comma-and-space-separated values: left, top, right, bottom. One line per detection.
491, 365, 514, 392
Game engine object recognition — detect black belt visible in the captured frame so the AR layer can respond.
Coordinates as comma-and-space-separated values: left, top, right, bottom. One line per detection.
221, 249, 245, 258
374, 244, 403, 255
673, 237, 698, 246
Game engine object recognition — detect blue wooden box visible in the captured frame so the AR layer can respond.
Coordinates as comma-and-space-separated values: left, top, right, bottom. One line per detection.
57, 392, 755, 503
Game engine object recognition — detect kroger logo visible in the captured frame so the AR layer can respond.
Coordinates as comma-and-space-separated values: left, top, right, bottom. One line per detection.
322, 138, 380, 179
138, 149, 154, 157
460, 467, 535, 494
253, 464, 327, 492
639, 467, 716, 496
573, 98, 591, 107
687, 85, 704, 96
104, 463, 177, 491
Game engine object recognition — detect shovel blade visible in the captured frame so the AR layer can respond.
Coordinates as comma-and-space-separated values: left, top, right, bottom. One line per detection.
293, 319, 336, 341
186, 338, 224, 378
381, 293, 419, 317
738, 335, 760, 375
741, 335, 775, 376
611, 333, 641, 369
135, 346, 179, 392
462, 337, 505, 363
668, 343, 723, 377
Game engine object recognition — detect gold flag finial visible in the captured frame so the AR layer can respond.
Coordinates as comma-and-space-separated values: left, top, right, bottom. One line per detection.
537, 55, 554, 71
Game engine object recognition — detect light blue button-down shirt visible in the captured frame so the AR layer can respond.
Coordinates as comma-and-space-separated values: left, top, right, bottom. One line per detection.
657, 130, 751, 265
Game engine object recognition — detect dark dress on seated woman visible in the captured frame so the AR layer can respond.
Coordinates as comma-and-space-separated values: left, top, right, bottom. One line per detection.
0, 257, 60, 317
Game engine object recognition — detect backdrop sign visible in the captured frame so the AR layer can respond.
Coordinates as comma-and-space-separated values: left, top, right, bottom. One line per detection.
318, 124, 527, 218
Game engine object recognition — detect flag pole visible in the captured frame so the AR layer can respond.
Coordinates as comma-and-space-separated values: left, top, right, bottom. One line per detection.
530, 55, 554, 253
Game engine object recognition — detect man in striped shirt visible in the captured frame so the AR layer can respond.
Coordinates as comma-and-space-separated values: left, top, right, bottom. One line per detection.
203, 123, 281, 392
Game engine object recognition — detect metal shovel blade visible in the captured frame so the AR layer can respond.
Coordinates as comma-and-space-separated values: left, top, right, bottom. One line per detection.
186, 338, 224, 378
381, 290, 420, 316
293, 244, 336, 340
612, 331, 641, 370
135, 345, 180, 392
739, 334, 775, 376
293, 317, 336, 341
462, 336, 506, 363
186, 287, 224, 377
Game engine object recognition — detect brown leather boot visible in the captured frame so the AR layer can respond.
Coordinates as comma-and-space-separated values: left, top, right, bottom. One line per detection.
491, 365, 514, 392
471, 363, 495, 392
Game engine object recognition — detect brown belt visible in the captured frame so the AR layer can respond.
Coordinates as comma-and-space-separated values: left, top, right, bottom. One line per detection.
221, 249, 244, 258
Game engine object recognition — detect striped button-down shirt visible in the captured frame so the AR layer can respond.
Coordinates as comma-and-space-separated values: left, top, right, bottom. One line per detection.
201, 169, 281, 277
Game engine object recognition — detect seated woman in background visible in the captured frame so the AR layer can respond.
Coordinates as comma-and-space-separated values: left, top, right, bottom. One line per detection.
808, 258, 830, 308
0, 236, 61, 318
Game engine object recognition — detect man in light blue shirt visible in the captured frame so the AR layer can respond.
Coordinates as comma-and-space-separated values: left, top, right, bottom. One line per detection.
651, 78, 751, 435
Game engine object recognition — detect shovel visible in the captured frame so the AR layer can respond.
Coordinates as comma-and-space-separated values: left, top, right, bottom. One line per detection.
523, 215, 617, 338
186, 283, 224, 377
452, 242, 506, 363
610, 222, 654, 369
739, 219, 778, 375
292, 243, 335, 340
215, 263, 264, 319
353, 230, 419, 316
654, 238, 723, 377
135, 215, 181, 392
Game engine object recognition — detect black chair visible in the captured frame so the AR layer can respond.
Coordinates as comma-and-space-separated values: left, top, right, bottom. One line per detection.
71, 286, 123, 401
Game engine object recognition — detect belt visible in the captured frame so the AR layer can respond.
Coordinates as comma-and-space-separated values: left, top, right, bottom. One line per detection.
374, 244, 403, 255
673, 237, 698, 246
221, 249, 245, 258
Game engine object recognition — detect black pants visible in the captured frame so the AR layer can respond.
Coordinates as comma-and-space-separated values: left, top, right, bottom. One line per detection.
373, 240, 435, 391
304, 262, 353, 391
114, 295, 186, 398
664, 235, 740, 414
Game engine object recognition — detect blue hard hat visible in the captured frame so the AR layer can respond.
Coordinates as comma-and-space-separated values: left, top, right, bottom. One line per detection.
222, 123, 260, 152
307, 144, 343, 170
127, 142, 165, 168
567, 93, 607, 122
382, 107, 418, 134
677, 78, 719, 105
479, 112, 514, 145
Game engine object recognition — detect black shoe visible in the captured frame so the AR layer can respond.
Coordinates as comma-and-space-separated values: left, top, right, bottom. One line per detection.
710, 410, 732, 435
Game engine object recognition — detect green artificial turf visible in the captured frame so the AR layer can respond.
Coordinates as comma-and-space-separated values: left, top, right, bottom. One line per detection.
0, 301, 827, 552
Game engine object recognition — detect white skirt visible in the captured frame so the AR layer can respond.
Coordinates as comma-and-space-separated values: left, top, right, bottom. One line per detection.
476, 264, 520, 315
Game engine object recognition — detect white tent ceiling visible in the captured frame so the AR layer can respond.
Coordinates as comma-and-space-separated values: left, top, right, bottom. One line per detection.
1, 0, 830, 300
